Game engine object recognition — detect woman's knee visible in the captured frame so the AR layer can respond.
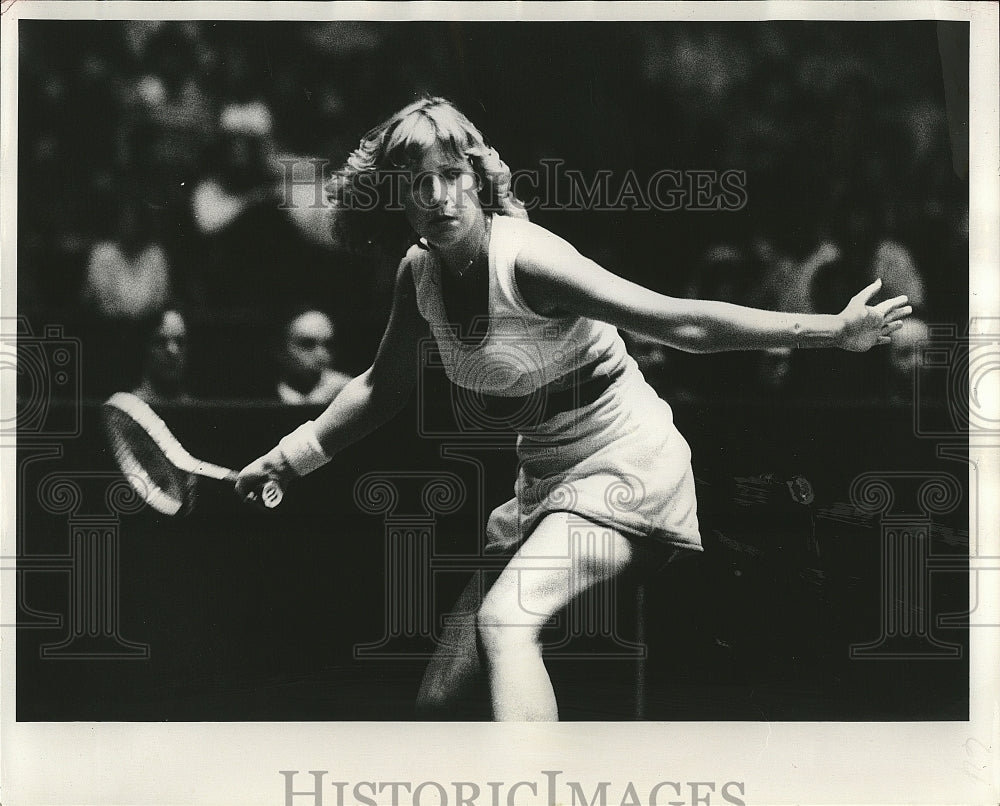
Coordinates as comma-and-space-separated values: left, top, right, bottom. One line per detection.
476, 588, 543, 656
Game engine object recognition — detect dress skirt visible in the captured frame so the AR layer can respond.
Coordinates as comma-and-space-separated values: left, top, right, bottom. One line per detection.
485, 357, 703, 559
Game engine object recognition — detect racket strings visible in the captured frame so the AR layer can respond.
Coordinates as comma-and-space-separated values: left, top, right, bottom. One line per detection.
102, 404, 198, 515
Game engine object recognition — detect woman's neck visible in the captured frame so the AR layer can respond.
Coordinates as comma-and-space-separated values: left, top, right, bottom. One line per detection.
437, 214, 491, 278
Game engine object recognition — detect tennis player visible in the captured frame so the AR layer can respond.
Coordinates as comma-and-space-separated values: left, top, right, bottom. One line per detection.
236, 98, 912, 721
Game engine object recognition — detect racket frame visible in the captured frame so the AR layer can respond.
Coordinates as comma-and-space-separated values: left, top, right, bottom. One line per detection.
103, 392, 282, 511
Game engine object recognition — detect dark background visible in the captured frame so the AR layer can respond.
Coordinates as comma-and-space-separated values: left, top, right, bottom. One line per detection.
15, 20, 970, 720
18, 20, 968, 396
16, 395, 969, 720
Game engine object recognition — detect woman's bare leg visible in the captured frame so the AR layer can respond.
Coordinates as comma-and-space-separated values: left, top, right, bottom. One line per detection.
477, 512, 637, 721
415, 570, 487, 717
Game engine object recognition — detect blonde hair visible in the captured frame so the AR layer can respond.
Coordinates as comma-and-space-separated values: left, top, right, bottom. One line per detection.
326, 97, 526, 253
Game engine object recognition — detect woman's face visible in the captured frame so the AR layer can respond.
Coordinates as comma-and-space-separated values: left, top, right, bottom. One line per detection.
401, 142, 483, 249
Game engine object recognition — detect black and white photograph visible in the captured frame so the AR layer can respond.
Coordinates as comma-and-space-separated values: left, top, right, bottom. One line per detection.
2, 1, 997, 804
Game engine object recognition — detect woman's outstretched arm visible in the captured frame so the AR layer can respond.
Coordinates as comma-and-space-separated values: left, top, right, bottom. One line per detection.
515, 226, 912, 354
235, 259, 427, 498
311, 263, 426, 455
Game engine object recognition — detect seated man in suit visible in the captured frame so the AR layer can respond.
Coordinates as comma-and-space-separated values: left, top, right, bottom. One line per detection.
276, 307, 352, 405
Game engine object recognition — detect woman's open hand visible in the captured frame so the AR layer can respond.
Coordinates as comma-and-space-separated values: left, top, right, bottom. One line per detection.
836, 278, 913, 352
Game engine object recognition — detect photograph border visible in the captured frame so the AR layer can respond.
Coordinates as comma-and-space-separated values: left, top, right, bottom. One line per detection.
2, 2, 997, 804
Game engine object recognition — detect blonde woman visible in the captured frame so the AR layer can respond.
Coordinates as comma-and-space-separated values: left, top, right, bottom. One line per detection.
237, 98, 911, 721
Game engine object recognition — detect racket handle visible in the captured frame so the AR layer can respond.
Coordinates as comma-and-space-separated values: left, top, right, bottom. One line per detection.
261, 479, 283, 508
224, 472, 283, 508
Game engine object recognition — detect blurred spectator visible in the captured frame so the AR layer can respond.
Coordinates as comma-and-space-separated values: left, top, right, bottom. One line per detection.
275, 308, 352, 405
132, 23, 213, 183
80, 196, 172, 320
18, 20, 966, 405
757, 228, 924, 324
190, 100, 331, 313
886, 317, 930, 404
682, 244, 764, 397
750, 240, 841, 394
811, 190, 926, 318
869, 239, 925, 310
685, 244, 760, 305
754, 240, 841, 315
190, 101, 277, 235
132, 306, 193, 403
758, 347, 794, 393
279, 154, 338, 249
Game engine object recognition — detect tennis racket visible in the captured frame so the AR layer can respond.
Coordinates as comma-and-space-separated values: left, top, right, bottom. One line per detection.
102, 392, 283, 516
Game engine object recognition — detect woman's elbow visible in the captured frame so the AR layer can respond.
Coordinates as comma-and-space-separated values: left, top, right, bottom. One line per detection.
368, 369, 415, 413
374, 386, 413, 416
669, 324, 713, 354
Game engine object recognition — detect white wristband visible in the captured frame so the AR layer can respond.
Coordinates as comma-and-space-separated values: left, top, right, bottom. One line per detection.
277, 421, 331, 477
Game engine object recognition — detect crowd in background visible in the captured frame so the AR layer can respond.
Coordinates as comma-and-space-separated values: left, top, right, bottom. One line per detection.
17, 20, 967, 403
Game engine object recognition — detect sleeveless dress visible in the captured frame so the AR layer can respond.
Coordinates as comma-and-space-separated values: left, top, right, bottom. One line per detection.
407, 214, 702, 557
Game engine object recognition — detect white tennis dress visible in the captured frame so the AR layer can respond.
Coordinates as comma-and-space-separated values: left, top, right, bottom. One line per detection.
407, 213, 702, 556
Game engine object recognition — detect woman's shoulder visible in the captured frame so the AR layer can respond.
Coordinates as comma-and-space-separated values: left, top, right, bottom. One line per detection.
496, 214, 573, 260
498, 216, 581, 276
498, 212, 547, 237
395, 241, 434, 288
401, 240, 433, 262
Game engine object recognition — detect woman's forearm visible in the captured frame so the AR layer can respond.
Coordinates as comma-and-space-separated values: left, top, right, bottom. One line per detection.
513, 234, 849, 355
658, 299, 845, 353
312, 368, 411, 457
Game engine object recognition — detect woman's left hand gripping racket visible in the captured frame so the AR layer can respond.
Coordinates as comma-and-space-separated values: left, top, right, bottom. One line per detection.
102, 392, 283, 516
